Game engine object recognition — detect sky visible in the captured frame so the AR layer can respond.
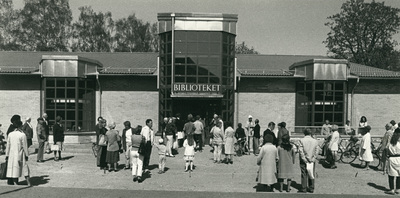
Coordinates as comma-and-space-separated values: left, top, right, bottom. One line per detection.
12, 0, 400, 56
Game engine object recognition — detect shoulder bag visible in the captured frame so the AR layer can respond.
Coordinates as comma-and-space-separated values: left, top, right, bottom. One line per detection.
98, 134, 107, 146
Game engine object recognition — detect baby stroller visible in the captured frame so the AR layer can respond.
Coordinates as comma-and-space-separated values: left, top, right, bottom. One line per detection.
234, 138, 248, 156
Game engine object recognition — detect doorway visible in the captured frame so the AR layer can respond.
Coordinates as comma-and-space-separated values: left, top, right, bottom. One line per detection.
172, 98, 221, 123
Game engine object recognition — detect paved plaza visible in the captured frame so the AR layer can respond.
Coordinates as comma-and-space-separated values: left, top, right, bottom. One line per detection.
0, 143, 393, 197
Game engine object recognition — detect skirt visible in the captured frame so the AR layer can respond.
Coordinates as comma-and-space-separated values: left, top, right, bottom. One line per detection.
106, 151, 120, 164
184, 155, 195, 161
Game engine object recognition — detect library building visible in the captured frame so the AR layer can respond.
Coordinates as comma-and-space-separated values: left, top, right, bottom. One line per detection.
0, 13, 399, 143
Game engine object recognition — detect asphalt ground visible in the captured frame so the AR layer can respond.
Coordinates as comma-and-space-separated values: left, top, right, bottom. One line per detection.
0, 143, 394, 197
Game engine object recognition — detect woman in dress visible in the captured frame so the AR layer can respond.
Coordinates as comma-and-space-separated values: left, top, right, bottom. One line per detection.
381, 123, 394, 174
224, 121, 235, 164
105, 122, 120, 172
5, 116, 31, 186
52, 116, 65, 161
211, 121, 224, 163
385, 128, 400, 195
21, 117, 33, 148
257, 134, 279, 192
277, 134, 295, 192
131, 125, 144, 183
359, 125, 373, 170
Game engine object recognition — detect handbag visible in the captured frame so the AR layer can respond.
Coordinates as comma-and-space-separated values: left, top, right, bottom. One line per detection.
173, 140, 178, 150
306, 162, 315, 179
98, 134, 107, 146
51, 144, 60, 151
0, 162, 7, 179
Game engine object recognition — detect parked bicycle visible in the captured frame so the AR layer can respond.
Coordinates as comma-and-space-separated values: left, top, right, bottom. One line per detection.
319, 136, 347, 162
340, 135, 381, 169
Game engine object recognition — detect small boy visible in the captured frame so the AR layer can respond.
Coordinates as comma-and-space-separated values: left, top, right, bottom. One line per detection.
154, 138, 167, 174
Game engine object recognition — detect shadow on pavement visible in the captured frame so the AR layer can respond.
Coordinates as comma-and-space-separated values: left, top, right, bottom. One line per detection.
19, 175, 50, 186
368, 182, 389, 192
0, 186, 32, 196
147, 164, 158, 171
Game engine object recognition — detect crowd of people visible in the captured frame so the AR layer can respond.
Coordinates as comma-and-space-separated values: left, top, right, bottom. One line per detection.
3, 112, 400, 195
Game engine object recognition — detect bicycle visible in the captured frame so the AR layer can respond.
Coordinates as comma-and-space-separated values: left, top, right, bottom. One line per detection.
234, 139, 247, 156
340, 135, 381, 169
318, 137, 345, 162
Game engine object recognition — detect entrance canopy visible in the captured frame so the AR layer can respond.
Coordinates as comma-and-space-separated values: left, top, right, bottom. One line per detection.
289, 59, 349, 81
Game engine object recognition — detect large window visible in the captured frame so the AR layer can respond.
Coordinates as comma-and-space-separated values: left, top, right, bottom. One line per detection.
44, 78, 95, 132
296, 81, 346, 126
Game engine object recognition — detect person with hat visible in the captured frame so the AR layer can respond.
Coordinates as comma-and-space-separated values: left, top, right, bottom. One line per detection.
105, 122, 120, 172
246, 115, 255, 153
36, 117, 46, 162
153, 138, 167, 174
328, 124, 340, 169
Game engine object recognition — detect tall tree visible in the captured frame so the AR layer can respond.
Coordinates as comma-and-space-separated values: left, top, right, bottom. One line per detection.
18, 0, 72, 51
235, 41, 259, 54
0, 0, 21, 50
114, 14, 152, 52
149, 22, 159, 52
72, 6, 114, 52
324, 0, 400, 70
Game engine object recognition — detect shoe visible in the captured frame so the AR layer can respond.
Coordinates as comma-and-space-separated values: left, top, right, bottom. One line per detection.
170, 154, 175, 157
114, 169, 119, 172
230, 160, 233, 164
133, 177, 137, 182
385, 190, 395, 195
158, 170, 163, 174
137, 177, 143, 183
214, 160, 217, 163
395, 190, 400, 194
287, 188, 291, 192
125, 166, 130, 170
330, 165, 337, 169
185, 169, 189, 172
297, 190, 306, 193
307, 189, 314, 193
37, 160, 44, 163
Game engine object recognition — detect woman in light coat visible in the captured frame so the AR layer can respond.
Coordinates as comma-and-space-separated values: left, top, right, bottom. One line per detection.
359, 125, 373, 170
224, 121, 235, 164
5, 116, 31, 186
257, 134, 279, 192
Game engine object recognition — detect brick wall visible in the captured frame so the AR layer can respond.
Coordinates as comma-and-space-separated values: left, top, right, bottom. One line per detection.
0, 90, 41, 141
100, 91, 159, 132
351, 94, 400, 135
236, 92, 296, 133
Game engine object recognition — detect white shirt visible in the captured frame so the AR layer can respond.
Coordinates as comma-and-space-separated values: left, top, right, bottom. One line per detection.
125, 128, 132, 143
141, 125, 154, 143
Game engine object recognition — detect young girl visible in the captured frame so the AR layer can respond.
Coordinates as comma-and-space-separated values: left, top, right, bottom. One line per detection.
183, 135, 196, 172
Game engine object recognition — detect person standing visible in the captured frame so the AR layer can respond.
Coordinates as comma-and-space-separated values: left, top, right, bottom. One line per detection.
256, 134, 279, 192
298, 128, 319, 193
328, 124, 340, 169
359, 125, 373, 170
122, 121, 134, 169
165, 118, 176, 157
22, 117, 33, 148
52, 116, 65, 161
42, 113, 51, 154
153, 138, 167, 174
141, 119, 154, 171
183, 114, 195, 138
224, 122, 235, 164
131, 125, 145, 183
6, 115, 21, 135
183, 135, 196, 172
277, 122, 289, 147
193, 115, 204, 152
105, 122, 120, 172
381, 123, 394, 174
175, 113, 185, 148
96, 119, 108, 170
211, 121, 224, 163
321, 120, 331, 136
253, 119, 261, 155
36, 117, 46, 162
359, 116, 368, 127
5, 117, 31, 186
235, 123, 247, 155
345, 120, 354, 135
277, 134, 295, 192
246, 115, 255, 153
385, 128, 400, 195
263, 122, 278, 147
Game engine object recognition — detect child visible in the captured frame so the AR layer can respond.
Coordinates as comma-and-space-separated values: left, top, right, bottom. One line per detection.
154, 138, 167, 174
183, 135, 196, 172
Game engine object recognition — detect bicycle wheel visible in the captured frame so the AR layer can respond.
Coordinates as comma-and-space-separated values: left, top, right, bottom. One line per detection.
336, 148, 343, 162
341, 150, 357, 164
369, 152, 381, 170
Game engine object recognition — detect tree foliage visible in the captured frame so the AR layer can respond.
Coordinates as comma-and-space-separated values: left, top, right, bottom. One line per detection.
18, 0, 72, 51
235, 41, 259, 54
0, 0, 20, 50
72, 6, 114, 52
114, 14, 155, 52
324, 0, 400, 70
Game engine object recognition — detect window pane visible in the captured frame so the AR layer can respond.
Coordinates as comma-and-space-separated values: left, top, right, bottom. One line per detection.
175, 65, 185, 75
67, 79, 75, 87
46, 79, 55, 87
175, 77, 185, 83
56, 79, 65, 87
198, 43, 209, 53
187, 65, 197, 75
315, 82, 324, 90
175, 57, 186, 64
67, 89, 75, 98
46, 89, 55, 98
335, 82, 344, 90
210, 77, 219, 83
187, 77, 196, 83
56, 89, 65, 98
67, 111, 75, 120
198, 77, 208, 83
198, 32, 209, 42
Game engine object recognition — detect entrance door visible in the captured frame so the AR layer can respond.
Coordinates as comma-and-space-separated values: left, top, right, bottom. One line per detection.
172, 99, 221, 123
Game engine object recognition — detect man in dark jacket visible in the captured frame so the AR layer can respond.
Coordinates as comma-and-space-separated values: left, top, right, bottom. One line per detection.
263, 122, 278, 147
253, 119, 261, 155
52, 116, 65, 161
